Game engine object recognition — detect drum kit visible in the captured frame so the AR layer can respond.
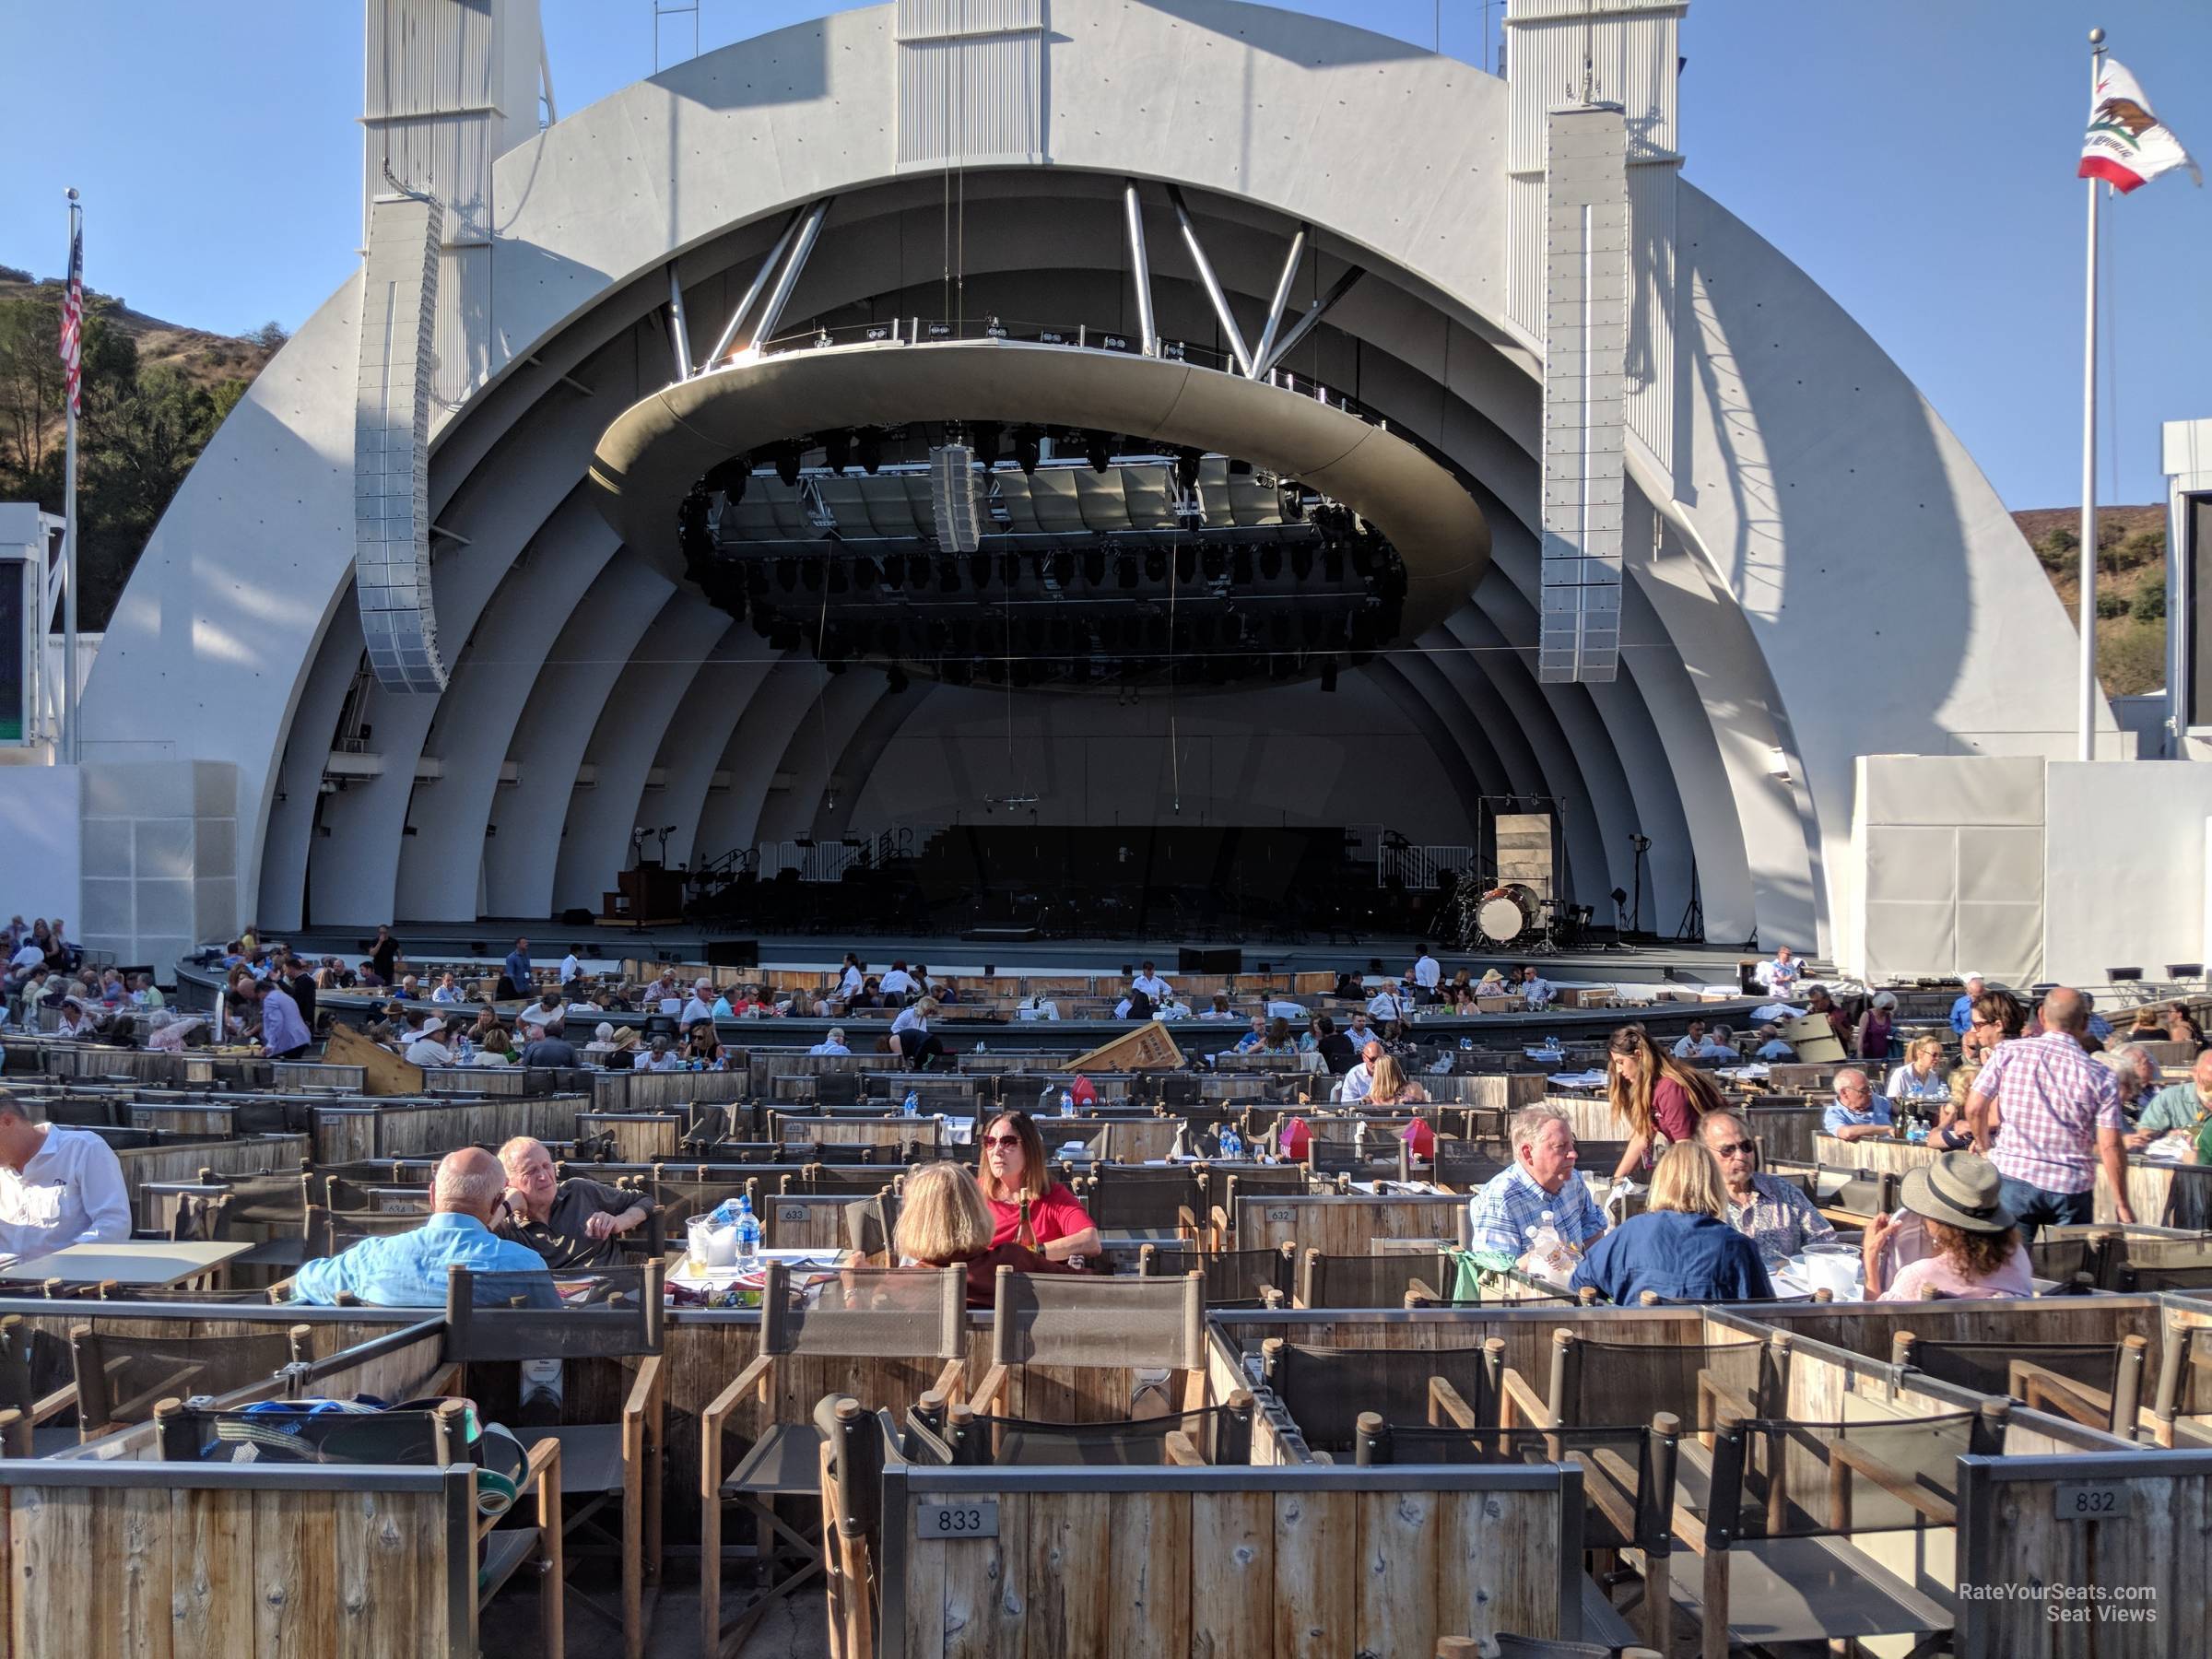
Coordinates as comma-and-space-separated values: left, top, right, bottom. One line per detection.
1443, 873, 1562, 953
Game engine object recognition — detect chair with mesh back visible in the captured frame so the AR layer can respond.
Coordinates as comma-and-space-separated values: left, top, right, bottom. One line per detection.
154, 1394, 565, 1653
445, 1263, 665, 1659
1263, 1336, 1505, 1458
2112, 1236, 2212, 1291
700, 1262, 967, 1659
1082, 1165, 1203, 1241
905, 1390, 1255, 1466
842, 1191, 901, 1265
1891, 1330, 2149, 1436
970, 1268, 1206, 1421
1431, 1136, 1511, 1193
1521, 1328, 1791, 1447
1136, 1241, 1296, 1308
1679, 1402, 2007, 1653
0, 1313, 85, 1454
299, 1202, 428, 1265
1365, 1413, 1681, 1653
813, 1071, 864, 1107
69, 1321, 312, 1440
1296, 1247, 1451, 1310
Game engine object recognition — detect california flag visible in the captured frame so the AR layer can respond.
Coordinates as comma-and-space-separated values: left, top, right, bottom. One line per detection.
2078, 58, 2200, 194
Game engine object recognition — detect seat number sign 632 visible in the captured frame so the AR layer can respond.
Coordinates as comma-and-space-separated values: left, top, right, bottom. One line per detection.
919, 1500, 999, 1538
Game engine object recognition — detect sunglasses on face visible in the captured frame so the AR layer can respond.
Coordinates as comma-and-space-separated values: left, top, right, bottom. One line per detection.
982, 1135, 1025, 1149
1711, 1140, 1756, 1159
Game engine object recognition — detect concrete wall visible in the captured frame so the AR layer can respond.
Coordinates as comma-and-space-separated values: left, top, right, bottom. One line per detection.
0, 766, 80, 935
1849, 755, 2046, 987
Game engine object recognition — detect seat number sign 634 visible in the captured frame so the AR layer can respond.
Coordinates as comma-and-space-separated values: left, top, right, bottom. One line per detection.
919, 1500, 999, 1538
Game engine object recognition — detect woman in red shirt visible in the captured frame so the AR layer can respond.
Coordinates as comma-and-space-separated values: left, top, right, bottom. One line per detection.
978, 1111, 1100, 1264
1605, 1023, 1725, 1184
891, 1161, 1067, 1307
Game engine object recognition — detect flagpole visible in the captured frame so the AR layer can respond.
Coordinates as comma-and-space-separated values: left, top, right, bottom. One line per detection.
61, 188, 80, 768
2077, 31, 2106, 761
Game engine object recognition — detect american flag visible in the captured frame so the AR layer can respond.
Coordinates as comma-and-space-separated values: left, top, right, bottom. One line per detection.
58, 217, 83, 418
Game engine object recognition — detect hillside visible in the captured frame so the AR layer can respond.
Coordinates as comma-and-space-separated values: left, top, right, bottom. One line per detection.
2010, 503, 2168, 698
0, 262, 280, 628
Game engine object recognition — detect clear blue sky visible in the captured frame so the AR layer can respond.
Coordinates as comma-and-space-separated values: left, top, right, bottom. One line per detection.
3, 0, 2206, 510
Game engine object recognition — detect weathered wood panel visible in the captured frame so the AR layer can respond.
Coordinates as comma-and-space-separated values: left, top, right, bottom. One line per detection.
112, 1135, 313, 1209
1234, 1194, 1471, 1258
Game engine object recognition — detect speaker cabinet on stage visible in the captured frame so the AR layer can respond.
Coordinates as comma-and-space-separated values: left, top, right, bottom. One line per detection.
1179, 947, 1242, 975
704, 939, 761, 968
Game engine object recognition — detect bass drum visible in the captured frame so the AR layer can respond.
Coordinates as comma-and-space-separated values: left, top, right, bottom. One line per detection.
1477, 883, 1541, 947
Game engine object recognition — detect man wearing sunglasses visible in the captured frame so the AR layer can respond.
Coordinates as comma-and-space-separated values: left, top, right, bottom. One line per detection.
1700, 1111, 1835, 1270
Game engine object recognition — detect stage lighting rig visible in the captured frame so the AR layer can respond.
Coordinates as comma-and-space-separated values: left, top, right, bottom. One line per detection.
856, 429, 884, 474
774, 442, 804, 487
1013, 428, 1042, 475
1083, 429, 1113, 474
821, 429, 852, 475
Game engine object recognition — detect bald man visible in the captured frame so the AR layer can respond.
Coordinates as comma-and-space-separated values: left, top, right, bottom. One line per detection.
1967, 985, 2134, 1239
293, 1147, 558, 1306
494, 1136, 649, 1270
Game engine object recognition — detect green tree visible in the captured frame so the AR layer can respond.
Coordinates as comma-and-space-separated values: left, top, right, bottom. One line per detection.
2135, 576, 2167, 622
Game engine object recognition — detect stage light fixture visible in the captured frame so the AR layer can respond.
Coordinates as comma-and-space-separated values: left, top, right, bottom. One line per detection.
970, 421, 1002, 465
937, 557, 960, 593
701, 455, 750, 499
969, 553, 992, 590
1320, 657, 1338, 693
1083, 548, 1107, 587
821, 429, 852, 475
1259, 547, 1282, 581
677, 487, 713, 565
1175, 546, 1196, 585
1290, 544, 1312, 580
887, 665, 909, 693
1084, 429, 1112, 473
1145, 548, 1167, 583
1116, 554, 1139, 590
801, 559, 823, 593
775, 557, 798, 592
857, 429, 884, 474
1278, 482, 1305, 522
1013, 429, 1042, 475
1173, 447, 1202, 494
774, 443, 803, 487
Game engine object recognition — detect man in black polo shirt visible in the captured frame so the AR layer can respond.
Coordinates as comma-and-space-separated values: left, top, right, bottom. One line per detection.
493, 1136, 650, 1269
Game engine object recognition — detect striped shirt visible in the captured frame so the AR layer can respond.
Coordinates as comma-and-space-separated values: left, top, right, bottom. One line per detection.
1971, 1032, 2124, 1195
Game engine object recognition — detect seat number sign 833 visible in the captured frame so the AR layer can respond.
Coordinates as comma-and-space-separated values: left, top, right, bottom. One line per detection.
919, 1500, 999, 1538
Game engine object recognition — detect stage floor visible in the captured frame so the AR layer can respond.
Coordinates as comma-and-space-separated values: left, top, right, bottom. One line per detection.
282, 919, 1765, 988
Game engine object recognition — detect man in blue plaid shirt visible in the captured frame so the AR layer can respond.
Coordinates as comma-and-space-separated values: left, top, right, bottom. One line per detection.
1467, 1103, 1609, 1257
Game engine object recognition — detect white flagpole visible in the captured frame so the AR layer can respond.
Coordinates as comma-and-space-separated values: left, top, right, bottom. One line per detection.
62, 188, 80, 768
2077, 30, 2109, 762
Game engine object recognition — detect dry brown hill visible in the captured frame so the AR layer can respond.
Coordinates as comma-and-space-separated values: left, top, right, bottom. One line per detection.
0, 270, 279, 393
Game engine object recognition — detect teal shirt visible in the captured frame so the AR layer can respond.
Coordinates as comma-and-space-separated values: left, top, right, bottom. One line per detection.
294, 1212, 559, 1307
2139, 1083, 2208, 1135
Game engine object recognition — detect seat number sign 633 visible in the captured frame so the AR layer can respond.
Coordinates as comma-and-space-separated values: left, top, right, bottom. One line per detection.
919, 1500, 999, 1538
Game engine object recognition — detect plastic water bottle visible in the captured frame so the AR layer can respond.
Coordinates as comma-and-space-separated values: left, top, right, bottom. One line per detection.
974, 1040, 987, 1055
902, 1088, 920, 1118
732, 1196, 762, 1259
1218, 1124, 1243, 1159
1059, 1088, 1075, 1117
1459, 1036, 1474, 1051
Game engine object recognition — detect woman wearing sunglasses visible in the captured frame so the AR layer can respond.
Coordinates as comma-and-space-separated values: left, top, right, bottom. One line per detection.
977, 1112, 1100, 1265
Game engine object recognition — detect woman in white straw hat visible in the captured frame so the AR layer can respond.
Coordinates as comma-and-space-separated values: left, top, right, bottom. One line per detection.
1862, 1150, 2031, 1302
405, 1016, 456, 1068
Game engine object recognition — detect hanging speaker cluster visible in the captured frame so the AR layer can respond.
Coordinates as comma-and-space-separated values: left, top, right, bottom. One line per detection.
929, 444, 982, 553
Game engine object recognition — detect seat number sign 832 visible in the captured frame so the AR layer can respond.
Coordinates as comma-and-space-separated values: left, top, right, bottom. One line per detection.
919, 1500, 999, 1538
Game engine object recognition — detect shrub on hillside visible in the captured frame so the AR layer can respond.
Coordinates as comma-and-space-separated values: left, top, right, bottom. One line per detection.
2136, 577, 2167, 622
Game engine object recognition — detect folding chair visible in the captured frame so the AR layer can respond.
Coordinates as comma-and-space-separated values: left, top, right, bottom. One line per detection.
842, 1190, 901, 1265
1081, 1164, 1203, 1241
1296, 1246, 1452, 1310
969, 1267, 1206, 1421
444, 1263, 666, 1659
70, 1321, 312, 1440
1891, 1330, 2149, 1437
1679, 1403, 2006, 1659
906, 1390, 1255, 1466
700, 1262, 967, 1659
1136, 1241, 1296, 1308
154, 1394, 566, 1658
1263, 1335, 1505, 1458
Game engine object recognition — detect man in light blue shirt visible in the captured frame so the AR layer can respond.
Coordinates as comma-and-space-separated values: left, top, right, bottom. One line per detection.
294, 1148, 557, 1307
501, 937, 532, 1000
1820, 1069, 1894, 1142
809, 1028, 851, 1056
1466, 1104, 1608, 1258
